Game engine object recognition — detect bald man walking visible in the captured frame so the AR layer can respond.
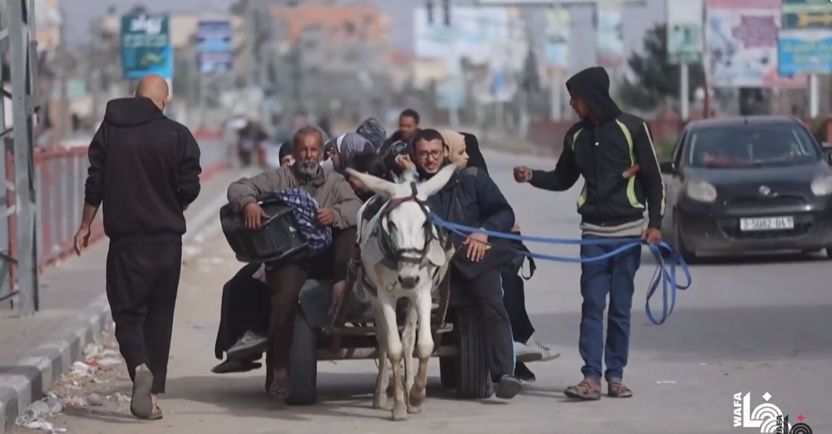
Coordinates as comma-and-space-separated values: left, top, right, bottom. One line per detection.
74, 74, 202, 420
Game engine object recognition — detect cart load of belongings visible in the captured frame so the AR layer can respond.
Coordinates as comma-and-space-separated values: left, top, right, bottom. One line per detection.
220, 190, 375, 321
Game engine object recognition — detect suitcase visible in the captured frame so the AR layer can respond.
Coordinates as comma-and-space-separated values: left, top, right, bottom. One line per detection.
220, 194, 308, 263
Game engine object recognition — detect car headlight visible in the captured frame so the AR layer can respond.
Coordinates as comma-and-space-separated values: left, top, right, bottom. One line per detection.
811, 175, 832, 196
685, 180, 717, 203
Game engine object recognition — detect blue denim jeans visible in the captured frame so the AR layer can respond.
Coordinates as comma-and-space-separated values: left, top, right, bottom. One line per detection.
578, 235, 641, 382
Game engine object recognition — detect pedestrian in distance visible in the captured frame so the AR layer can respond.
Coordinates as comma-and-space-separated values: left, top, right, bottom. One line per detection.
513, 66, 665, 401
74, 73, 202, 419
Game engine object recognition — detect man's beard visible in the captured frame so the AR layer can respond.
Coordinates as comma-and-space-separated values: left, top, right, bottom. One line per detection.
295, 159, 320, 178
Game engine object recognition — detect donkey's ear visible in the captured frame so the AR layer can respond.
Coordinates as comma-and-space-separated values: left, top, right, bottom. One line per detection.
416, 164, 457, 199
345, 168, 396, 198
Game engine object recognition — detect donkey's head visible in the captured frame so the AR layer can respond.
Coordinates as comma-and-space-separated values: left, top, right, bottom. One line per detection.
346, 164, 457, 289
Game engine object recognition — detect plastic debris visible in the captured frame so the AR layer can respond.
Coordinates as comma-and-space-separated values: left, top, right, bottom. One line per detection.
96, 357, 123, 367
15, 393, 65, 432
70, 360, 95, 378
655, 380, 676, 384
86, 393, 105, 406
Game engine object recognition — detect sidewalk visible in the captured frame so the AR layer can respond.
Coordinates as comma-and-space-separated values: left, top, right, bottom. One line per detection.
0, 167, 256, 433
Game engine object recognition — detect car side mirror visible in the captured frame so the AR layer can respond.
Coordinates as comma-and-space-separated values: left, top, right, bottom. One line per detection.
659, 161, 676, 174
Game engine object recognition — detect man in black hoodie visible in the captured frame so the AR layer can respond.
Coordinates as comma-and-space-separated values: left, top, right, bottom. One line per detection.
514, 66, 664, 400
73, 74, 202, 419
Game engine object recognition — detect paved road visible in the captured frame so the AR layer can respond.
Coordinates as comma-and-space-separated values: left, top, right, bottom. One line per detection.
43, 150, 831, 434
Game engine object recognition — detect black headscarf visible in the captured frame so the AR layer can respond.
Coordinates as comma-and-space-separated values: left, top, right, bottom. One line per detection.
460, 132, 488, 174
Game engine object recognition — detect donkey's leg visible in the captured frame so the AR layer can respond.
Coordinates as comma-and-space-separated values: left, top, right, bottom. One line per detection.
402, 302, 419, 414
371, 300, 389, 410
380, 301, 407, 421
409, 289, 434, 410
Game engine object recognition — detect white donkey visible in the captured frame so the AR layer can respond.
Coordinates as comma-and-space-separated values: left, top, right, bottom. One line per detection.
345, 165, 457, 421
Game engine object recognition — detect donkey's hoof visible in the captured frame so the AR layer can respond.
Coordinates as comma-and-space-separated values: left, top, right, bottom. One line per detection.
407, 405, 422, 414
391, 406, 408, 421
372, 397, 387, 410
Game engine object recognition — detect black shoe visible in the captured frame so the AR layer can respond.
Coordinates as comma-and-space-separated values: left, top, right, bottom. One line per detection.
515, 361, 536, 383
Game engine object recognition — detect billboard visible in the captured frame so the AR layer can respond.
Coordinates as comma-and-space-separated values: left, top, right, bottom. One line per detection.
120, 14, 173, 80
545, 8, 570, 70
197, 20, 234, 74
413, 6, 511, 65
596, 0, 625, 68
705, 0, 805, 88
667, 0, 704, 64
778, 0, 832, 76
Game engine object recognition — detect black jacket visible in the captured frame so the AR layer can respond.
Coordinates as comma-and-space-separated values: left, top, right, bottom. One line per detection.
531, 67, 665, 229
425, 166, 515, 248
84, 97, 202, 244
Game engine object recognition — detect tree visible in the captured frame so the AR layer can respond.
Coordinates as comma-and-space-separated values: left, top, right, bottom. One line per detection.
618, 23, 706, 112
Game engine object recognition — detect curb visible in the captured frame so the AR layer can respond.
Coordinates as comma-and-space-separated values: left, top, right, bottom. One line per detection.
0, 163, 232, 433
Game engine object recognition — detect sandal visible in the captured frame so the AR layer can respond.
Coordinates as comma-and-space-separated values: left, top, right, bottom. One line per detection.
268, 374, 292, 399
147, 406, 163, 421
607, 380, 633, 398
563, 379, 601, 401
129, 371, 154, 418
211, 359, 262, 374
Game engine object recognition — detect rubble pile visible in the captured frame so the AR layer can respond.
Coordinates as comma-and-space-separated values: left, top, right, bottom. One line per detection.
15, 323, 129, 433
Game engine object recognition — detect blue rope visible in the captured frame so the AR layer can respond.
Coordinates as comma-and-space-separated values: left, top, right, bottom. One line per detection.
429, 214, 692, 325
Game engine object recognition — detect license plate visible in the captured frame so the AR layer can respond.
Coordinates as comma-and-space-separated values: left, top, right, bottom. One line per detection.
739, 216, 794, 231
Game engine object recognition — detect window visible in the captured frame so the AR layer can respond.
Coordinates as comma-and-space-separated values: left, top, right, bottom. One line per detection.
686, 123, 822, 168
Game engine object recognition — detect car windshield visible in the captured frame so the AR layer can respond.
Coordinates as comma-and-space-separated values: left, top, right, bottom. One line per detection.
686, 123, 822, 168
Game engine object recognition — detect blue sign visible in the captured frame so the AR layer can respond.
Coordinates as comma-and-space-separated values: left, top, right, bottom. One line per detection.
120, 14, 173, 79
197, 20, 233, 74
779, 0, 832, 75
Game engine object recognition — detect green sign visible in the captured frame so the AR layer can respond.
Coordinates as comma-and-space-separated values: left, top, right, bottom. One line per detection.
120, 14, 173, 80
668, 23, 702, 64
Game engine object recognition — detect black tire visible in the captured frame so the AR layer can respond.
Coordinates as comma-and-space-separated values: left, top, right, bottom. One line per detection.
826, 247, 832, 259
439, 356, 456, 389
454, 306, 492, 399
674, 217, 696, 264
286, 313, 317, 406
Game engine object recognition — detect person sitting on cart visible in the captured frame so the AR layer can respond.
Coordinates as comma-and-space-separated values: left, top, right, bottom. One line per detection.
396, 128, 524, 399
226, 126, 362, 399
212, 142, 387, 378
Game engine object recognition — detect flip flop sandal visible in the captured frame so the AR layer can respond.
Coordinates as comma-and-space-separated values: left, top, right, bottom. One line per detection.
268, 375, 292, 400
129, 371, 155, 418
608, 381, 633, 398
145, 406, 163, 420
564, 380, 601, 401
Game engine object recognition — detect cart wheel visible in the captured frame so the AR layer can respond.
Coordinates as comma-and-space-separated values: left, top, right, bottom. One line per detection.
439, 356, 456, 389
286, 313, 317, 406
454, 306, 492, 399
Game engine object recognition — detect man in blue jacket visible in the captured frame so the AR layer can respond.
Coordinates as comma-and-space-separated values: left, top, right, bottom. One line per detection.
514, 66, 665, 400
401, 128, 523, 399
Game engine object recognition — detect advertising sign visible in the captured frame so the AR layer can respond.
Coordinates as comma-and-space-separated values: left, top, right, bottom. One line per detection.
778, 0, 832, 76
197, 20, 234, 74
120, 14, 173, 80
705, 0, 805, 88
545, 8, 570, 70
596, 0, 625, 68
667, 0, 704, 64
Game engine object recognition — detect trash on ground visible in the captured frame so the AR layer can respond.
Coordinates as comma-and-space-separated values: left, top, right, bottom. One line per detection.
655, 380, 676, 384
17, 322, 128, 432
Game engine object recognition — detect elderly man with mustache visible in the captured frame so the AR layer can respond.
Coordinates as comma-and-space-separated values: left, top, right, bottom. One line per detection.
226, 126, 362, 399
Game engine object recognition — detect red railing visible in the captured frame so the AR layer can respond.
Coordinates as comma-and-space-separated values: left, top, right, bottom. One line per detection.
2, 132, 228, 302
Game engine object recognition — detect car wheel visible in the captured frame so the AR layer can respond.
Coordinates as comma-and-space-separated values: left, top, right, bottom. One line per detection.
673, 218, 697, 264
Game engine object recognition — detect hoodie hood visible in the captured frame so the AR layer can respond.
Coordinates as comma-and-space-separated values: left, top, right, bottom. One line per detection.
565, 66, 621, 124
336, 132, 373, 164
104, 97, 166, 127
